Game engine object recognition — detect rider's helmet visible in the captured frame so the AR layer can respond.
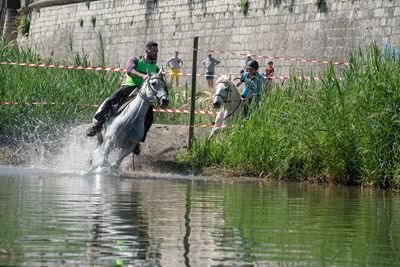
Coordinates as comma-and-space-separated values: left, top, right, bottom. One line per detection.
246, 59, 259, 70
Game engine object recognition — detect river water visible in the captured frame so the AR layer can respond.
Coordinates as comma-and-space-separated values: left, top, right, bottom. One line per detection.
0, 166, 399, 266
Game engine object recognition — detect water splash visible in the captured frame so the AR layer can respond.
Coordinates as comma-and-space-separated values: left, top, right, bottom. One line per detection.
19, 124, 97, 174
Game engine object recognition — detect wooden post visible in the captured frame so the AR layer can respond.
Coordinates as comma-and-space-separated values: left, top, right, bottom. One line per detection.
188, 37, 198, 150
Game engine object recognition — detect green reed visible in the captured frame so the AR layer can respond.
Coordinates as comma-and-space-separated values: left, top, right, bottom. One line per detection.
181, 44, 400, 188
0, 37, 211, 139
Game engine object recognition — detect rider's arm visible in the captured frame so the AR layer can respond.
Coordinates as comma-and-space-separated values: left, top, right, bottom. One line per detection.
130, 69, 148, 80
257, 72, 268, 85
236, 72, 246, 87
126, 57, 143, 78
241, 88, 249, 99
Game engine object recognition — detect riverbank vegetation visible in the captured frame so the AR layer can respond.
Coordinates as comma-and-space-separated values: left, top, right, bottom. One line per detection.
181, 44, 400, 189
1, 38, 400, 189
0, 37, 211, 140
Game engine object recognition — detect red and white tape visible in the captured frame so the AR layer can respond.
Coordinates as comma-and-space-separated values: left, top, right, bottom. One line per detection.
207, 49, 350, 66
0, 102, 218, 115
153, 108, 217, 115
1, 61, 340, 81
0, 61, 126, 72
163, 71, 341, 81
193, 124, 232, 128
0, 101, 65, 105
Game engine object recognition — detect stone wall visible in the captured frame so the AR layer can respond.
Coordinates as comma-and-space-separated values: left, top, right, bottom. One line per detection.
15, 0, 400, 85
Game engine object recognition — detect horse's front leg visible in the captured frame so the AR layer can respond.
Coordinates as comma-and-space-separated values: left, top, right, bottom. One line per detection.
209, 111, 223, 139
102, 138, 114, 167
96, 131, 104, 146
209, 125, 219, 139
112, 144, 136, 169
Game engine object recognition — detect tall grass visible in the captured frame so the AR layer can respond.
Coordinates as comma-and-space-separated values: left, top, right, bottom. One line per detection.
181, 44, 400, 188
0, 37, 212, 140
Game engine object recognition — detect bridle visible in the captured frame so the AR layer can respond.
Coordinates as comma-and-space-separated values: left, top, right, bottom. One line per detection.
214, 81, 243, 120
215, 81, 238, 104
139, 76, 168, 104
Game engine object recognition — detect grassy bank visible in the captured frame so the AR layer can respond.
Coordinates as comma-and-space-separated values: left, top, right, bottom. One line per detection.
181, 45, 400, 189
0, 37, 212, 140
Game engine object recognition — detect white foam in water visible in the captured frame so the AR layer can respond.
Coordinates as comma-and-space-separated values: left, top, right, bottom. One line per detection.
24, 124, 98, 174
20, 124, 136, 176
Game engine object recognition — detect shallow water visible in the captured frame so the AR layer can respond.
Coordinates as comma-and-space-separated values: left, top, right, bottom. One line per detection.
0, 167, 399, 266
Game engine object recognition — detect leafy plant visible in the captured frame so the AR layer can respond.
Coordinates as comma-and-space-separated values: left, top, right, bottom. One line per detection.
315, 0, 326, 11
237, 0, 249, 15
89, 15, 96, 28
202, 7, 207, 17
0, 37, 212, 140
181, 44, 400, 189
288, 0, 294, 13
78, 17, 83, 27
15, 14, 30, 36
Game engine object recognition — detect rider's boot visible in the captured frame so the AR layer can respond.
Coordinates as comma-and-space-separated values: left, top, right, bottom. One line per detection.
86, 110, 107, 137
133, 143, 141, 155
86, 121, 103, 137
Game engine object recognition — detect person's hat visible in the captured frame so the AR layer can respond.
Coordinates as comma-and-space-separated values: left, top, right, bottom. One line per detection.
246, 59, 259, 70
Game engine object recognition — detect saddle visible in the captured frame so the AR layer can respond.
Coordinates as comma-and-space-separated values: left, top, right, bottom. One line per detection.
112, 89, 139, 116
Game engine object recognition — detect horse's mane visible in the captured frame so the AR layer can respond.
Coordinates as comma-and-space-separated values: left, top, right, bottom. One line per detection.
216, 75, 234, 86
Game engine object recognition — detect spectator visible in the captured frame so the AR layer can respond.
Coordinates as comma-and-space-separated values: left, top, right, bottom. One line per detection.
202, 53, 220, 89
265, 61, 274, 78
166, 51, 183, 88
241, 54, 252, 74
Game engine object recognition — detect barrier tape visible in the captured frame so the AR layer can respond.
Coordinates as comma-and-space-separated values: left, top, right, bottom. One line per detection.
0, 102, 218, 115
163, 71, 341, 81
207, 49, 350, 66
0, 61, 126, 72
0, 102, 225, 128
193, 124, 232, 128
0, 61, 341, 81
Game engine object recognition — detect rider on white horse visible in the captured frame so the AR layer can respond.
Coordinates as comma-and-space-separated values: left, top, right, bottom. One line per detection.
86, 42, 162, 155
236, 60, 268, 106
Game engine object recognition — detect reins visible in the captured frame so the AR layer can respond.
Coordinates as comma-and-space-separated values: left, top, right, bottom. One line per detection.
139, 76, 167, 103
223, 100, 243, 120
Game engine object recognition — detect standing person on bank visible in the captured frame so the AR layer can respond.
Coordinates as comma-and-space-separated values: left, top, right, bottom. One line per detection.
264, 61, 275, 86
202, 53, 220, 89
86, 42, 162, 154
265, 61, 274, 78
241, 54, 252, 74
236, 59, 268, 106
166, 51, 183, 88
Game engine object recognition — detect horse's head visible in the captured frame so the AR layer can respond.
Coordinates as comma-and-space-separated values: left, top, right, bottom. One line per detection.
212, 75, 238, 109
142, 70, 169, 108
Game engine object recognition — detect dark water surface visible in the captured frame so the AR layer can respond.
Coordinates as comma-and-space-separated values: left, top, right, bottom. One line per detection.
0, 167, 399, 266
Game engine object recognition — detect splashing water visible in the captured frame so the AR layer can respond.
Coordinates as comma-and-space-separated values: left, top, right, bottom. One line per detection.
17, 124, 98, 174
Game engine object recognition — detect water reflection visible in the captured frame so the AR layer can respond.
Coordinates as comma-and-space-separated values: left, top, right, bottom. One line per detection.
0, 168, 400, 266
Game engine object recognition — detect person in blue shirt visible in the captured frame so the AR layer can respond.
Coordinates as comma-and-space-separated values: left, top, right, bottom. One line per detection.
236, 59, 268, 105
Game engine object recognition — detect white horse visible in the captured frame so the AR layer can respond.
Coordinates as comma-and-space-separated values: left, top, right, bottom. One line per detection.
209, 75, 246, 138
92, 70, 169, 169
